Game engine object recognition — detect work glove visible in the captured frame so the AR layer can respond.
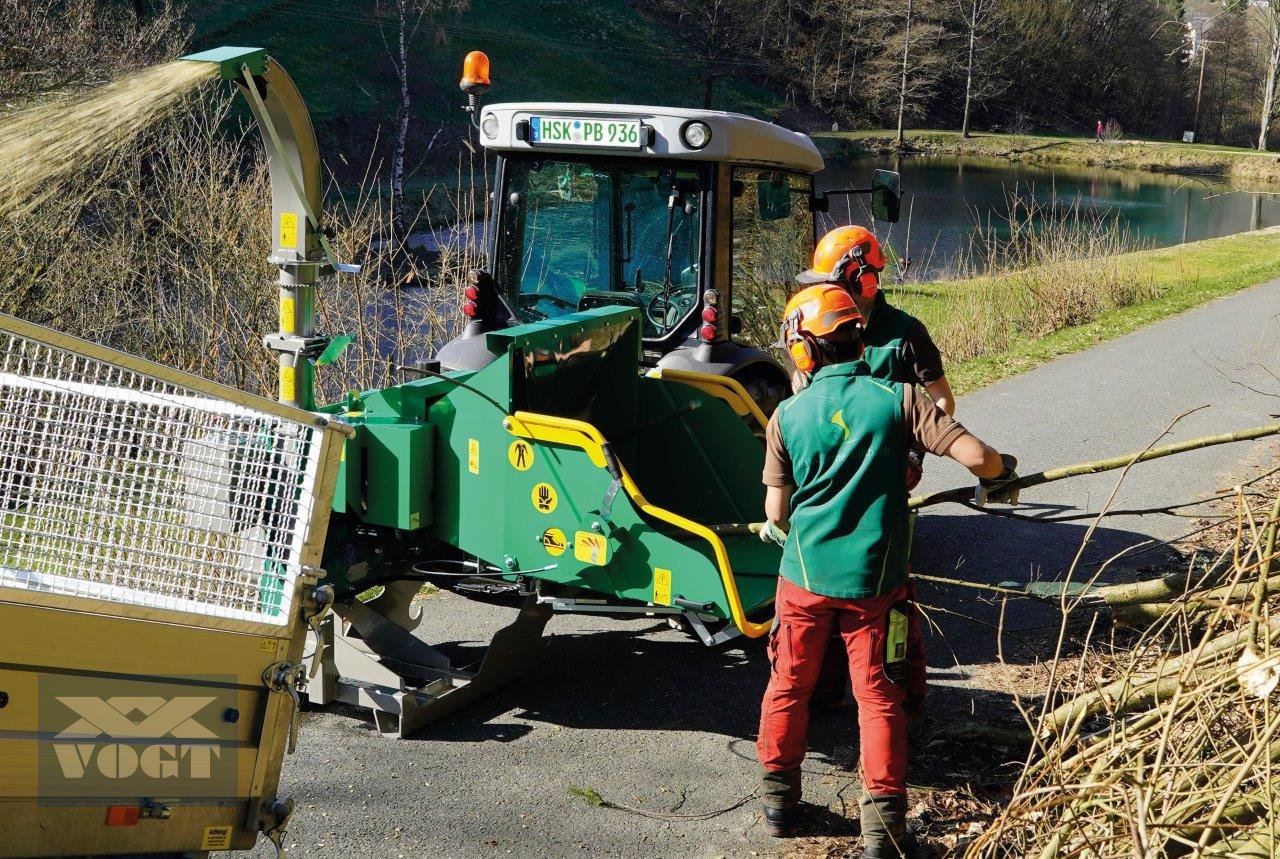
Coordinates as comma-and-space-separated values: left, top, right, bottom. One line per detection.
758, 519, 789, 547
975, 453, 1020, 506
905, 448, 924, 491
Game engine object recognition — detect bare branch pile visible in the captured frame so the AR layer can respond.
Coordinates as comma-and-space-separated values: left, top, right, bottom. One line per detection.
967, 489, 1280, 857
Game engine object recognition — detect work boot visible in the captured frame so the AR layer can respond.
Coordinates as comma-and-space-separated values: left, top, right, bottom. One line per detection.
762, 804, 798, 838
906, 707, 925, 741
860, 793, 917, 858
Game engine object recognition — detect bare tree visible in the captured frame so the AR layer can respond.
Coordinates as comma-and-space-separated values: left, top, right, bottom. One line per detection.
1257, 0, 1280, 150
643, 0, 745, 109
957, 0, 1005, 137
896, 0, 914, 145
375, 0, 467, 239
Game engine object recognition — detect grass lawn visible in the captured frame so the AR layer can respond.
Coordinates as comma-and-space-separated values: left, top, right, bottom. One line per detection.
816, 130, 1280, 187
896, 227, 1280, 394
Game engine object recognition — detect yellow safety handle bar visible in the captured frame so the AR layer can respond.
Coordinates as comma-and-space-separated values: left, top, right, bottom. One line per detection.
503, 411, 773, 638
644, 368, 769, 431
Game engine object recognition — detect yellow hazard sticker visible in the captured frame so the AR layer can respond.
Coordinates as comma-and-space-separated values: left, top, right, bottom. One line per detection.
279, 366, 296, 403
259, 638, 278, 653
531, 482, 558, 514
201, 825, 233, 850
467, 438, 480, 475
279, 296, 296, 334
409, 511, 421, 528
280, 211, 299, 249
540, 527, 568, 556
653, 568, 672, 606
508, 439, 534, 471
574, 531, 610, 566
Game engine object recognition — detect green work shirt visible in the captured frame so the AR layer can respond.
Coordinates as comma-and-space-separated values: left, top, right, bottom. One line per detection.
767, 361, 910, 599
861, 292, 945, 387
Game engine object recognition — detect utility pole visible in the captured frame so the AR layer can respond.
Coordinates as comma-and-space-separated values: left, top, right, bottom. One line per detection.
896, 0, 913, 147
1194, 45, 1208, 138
1193, 41, 1223, 141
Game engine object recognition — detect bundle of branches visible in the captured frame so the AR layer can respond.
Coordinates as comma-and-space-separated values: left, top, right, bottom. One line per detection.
967, 488, 1280, 857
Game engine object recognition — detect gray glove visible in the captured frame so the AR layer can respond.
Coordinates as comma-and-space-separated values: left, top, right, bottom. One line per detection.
976, 454, 1020, 506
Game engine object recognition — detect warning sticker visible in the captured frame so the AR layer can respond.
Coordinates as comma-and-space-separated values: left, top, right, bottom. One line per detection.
279, 366, 296, 404
468, 438, 480, 475
279, 296, 296, 334
279, 211, 299, 249
540, 527, 568, 556
531, 482, 558, 514
201, 825, 233, 850
653, 568, 672, 606
508, 439, 534, 471
574, 531, 610, 566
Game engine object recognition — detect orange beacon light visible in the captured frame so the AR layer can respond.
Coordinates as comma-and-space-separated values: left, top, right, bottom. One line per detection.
460, 51, 491, 93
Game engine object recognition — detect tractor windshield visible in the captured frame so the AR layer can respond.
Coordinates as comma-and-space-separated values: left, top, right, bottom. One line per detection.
496, 157, 706, 339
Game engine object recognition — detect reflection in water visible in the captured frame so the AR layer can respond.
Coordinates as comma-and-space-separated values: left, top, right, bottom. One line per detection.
819, 155, 1280, 279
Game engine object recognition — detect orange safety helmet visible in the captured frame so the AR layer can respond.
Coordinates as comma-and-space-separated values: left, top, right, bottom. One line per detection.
796, 225, 886, 299
780, 284, 865, 373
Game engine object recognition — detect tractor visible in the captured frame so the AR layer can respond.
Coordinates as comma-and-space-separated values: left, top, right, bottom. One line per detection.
437, 51, 900, 416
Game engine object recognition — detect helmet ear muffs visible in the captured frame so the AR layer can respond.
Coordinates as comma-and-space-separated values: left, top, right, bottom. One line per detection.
788, 332, 820, 374
858, 269, 879, 299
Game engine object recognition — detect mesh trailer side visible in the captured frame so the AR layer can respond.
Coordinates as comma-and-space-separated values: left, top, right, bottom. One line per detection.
0, 316, 344, 625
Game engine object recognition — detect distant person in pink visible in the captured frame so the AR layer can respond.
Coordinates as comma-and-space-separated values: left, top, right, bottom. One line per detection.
1096, 119, 1104, 142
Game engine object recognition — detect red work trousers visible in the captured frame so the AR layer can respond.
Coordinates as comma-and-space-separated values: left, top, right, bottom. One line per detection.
757, 577, 909, 799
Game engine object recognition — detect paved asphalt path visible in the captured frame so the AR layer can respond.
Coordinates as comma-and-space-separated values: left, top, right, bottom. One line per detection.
237, 280, 1280, 858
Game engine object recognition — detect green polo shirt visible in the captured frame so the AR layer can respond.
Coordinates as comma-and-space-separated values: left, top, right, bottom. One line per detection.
763, 362, 968, 598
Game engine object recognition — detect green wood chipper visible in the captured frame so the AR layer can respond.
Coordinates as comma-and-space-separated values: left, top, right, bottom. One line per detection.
171, 46, 898, 737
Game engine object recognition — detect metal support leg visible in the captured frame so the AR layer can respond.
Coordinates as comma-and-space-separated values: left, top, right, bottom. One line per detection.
305, 590, 552, 738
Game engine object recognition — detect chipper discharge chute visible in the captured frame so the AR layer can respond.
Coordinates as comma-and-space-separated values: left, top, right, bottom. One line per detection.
311, 306, 782, 735
0, 314, 348, 857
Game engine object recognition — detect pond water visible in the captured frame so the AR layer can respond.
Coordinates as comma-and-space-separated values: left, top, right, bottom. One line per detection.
818, 155, 1280, 280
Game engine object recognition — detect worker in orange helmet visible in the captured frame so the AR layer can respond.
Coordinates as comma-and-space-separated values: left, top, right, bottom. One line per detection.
756, 283, 1016, 852
795, 225, 954, 726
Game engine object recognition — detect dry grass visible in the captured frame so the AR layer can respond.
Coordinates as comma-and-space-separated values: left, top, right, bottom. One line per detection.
920, 190, 1159, 363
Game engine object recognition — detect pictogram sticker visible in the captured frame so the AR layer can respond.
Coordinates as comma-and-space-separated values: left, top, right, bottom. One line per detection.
653, 568, 672, 606
508, 439, 534, 471
467, 438, 480, 475
540, 527, 568, 556
279, 211, 298, 249
531, 482, 558, 514
574, 531, 609, 566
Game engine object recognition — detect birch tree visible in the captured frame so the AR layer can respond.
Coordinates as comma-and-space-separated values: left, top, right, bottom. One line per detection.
1258, 0, 1280, 150
376, 0, 467, 239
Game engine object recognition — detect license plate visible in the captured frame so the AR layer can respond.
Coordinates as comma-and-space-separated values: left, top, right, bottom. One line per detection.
529, 116, 642, 149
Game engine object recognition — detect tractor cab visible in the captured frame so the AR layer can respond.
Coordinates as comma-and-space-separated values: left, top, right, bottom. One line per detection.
437, 53, 899, 413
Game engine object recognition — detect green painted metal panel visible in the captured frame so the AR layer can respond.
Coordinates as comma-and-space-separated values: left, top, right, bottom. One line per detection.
178, 46, 268, 78
362, 423, 433, 530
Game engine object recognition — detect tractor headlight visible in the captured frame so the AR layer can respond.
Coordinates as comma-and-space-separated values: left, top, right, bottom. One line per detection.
481, 113, 499, 139
681, 120, 711, 150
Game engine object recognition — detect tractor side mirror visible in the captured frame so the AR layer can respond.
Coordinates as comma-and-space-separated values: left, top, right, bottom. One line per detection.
871, 169, 900, 223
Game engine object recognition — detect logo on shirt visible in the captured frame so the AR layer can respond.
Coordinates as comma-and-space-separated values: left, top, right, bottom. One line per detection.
829, 408, 850, 442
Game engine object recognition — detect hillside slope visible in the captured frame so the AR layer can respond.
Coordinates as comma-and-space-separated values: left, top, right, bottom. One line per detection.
187, 0, 783, 184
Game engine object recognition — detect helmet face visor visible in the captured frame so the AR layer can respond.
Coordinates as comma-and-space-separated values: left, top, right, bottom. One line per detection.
795, 267, 837, 285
